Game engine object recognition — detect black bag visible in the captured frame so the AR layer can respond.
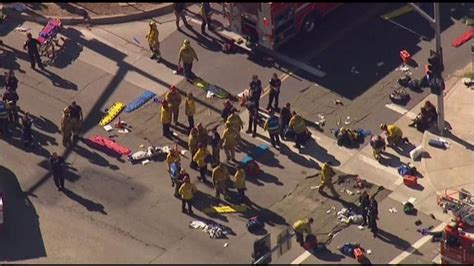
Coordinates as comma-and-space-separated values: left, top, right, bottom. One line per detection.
408, 79, 421, 91
246, 216, 264, 232
398, 75, 411, 87
390, 88, 410, 105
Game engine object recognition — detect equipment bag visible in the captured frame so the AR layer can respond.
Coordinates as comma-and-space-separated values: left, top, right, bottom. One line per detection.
403, 202, 416, 214
246, 216, 264, 232
390, 88, 410, 105
398, 164, 414, 176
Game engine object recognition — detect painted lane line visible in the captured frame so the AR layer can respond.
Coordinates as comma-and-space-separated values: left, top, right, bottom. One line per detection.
388, 222, 447, 264
291, 250, 311, 265
357, 153, 404, 186
385, 103, 418, 120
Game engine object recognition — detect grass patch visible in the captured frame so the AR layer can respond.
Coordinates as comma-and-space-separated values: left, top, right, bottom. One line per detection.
463, 71, 474, 79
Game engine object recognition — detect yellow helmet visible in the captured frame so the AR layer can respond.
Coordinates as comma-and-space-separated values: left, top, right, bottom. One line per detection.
183, 39, 190, 45
149, 20, 156, 27
380, 123, 387, 130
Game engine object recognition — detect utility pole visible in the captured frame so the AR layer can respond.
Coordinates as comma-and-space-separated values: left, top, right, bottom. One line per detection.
409, 3, 445, 136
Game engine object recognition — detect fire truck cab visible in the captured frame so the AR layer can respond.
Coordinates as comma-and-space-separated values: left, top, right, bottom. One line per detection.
438, 189, 474, 264
225, 3, 341, 50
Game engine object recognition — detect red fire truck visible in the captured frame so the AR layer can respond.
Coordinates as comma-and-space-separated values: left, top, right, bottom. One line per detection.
437, 189, 474, 264
224, 3, 342, 50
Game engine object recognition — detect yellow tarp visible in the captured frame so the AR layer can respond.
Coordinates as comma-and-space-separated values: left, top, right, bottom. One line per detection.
204, 205, 248, 214
381, 5, 414, 20
99, 102, 125, 126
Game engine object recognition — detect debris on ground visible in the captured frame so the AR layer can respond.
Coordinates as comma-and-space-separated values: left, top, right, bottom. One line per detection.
189, 220, 231, 239
103, 124, 114, 132
430, 213, 436, 220
388, 207, 398, 213
118, 128, 130, 134
376, 61, 385, 67
310, 185, 319, 190
129, 146, 167, 164
417, 225, 434, 236
357, 225, 365, 230
337, 208, 363, 224
367, 249, 372, 255
415, 220, 422, 226
334, 99, 344, 106
14, 26, 30, 32
224, 243, 229, 247
141, 159, 150, 165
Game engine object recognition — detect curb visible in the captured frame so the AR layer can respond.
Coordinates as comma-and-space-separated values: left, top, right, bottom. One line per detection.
3, 3, 177, 26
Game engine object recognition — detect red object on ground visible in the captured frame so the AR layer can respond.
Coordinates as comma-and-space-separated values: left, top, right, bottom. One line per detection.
246, 161, 261, 177
303, 239, 318, 250
400, 50, 411, 64
403, 175, 418, 187
353, 248, 364, 263
87, 135, 131, 156
452, 28, 474, 48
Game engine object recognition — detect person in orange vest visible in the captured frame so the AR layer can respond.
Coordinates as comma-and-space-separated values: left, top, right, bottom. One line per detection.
292, 218, 314, 247
178, 174, 197, 214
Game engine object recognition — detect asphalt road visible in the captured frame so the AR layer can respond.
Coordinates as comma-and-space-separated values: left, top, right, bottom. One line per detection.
0, 2, 471, 264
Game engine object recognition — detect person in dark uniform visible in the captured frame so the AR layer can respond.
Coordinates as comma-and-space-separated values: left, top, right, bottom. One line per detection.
23, 32, 44, 69
279, 103, 291, 139
4, 70, 18, 92
210, 126, 221, 167
21, 112, 34, 147
49, 152, 66, 191
66, 101, 83, 140
267, 73, 281, 111
200, 3, 213, 34
245, 99, 258, 138
359, 191, 370, 226
368, 195, 379, 238
173, 2, 188, 30
0, 99, 9, 138
3, 90, 19, 123
249, 75, 262, 114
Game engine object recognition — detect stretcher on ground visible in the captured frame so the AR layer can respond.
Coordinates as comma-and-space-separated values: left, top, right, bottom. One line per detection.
86, 135, 131, 156
193, 78, 230, 99
125, 90, 156, 113
99, 102, 125, 126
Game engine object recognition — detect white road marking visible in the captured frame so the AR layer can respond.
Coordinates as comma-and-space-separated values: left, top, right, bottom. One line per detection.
291, 250, 311, 265
388, 222, 447, 264
185, 17, 327, 78
385, 103, 418, 120
357, 153, 402, 180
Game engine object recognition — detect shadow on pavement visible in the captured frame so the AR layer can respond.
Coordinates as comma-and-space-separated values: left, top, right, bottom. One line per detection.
309, 245, 345, 262
62, 188, 107, 215
240, 199, 288, 227
193, 190, 228, 223
376, 227, 422, 254
0, 166, 46, 261
0, 17, 25, 38
0, 43, 26, 72
30, 114, 60, 134
73, 142, 121, 170
3, 127, 53, 159
34, 67, 78, 90
52, 37, 84, 69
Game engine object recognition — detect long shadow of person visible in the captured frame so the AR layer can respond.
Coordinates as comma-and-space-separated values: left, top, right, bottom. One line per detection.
62, 188, 107, 215
29, 114, 60, 134
0, 166, 47, 261
33, 67, 78, 90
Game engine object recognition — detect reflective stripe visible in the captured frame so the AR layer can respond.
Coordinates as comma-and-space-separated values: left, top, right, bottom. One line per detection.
296, 3, 312, 14
268, 116, 279, 131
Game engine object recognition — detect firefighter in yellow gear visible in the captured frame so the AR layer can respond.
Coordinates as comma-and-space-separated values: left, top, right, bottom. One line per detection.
165, 85, 182, 125
161, 100, 172, 137
60, 108, 72, 147
185, 92, 196, 129
292, 218, 314, 246
289, 112, 307, 149
179, 175, 196, 214
166, 145, 181, 171
226, 109, 243, 139
146, 21, 161, 60
318, 161, 338, 196
212, 162, 230, 200
380, 123, 409, 146
188, 127, 199, 158
233, 165, 246, 202
221, 122, 238, 161
193, 143, 209, 181
178, 39, 199, 80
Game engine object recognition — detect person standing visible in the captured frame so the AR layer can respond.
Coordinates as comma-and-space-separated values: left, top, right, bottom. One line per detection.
267, 73, 281, 111
368, 196, 379, 238
166, 145, 181, 172
263, 108, 281, 148
221, 121, 238, 162
60, 108, 72, 147
359, 191, 370, 226
49, 152, 66, 191
292, 218, 314, 247
193, 143, 210, 182
249, 75, 262, 113
165, 85, 182, 125
23, 32, 44, 69
21, 112, 34, 147
0, 99, 10, 138
4, 70, 18, 92
66, 101, 83, 140
3, 90, 19, 123
289, 111, 307, 149
200, 2, 212, 34
245, 100, 258, 138
188, 127, 199, 168
233, 165, 246, 202
221, 100, 233, 122
318, 161, 338, 196
146, 21, 161, 61
178, 39, 199, 81
280, 103, 292, 139
212, 162, 230, 200
160, 100, 172, 137
185, 92, 196, 130
196, 123, 208, 146
226, 108, 243, 139
173, 2, 188, 30
178, 175, 196, 214
210, 126, 221, 166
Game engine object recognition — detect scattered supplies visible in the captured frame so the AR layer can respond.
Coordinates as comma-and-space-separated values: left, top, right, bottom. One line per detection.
141, 159, 150, 165
334, 99, 344, 106
417, 225, 434, 236
172, 132, 179, 137
367, 249, 372, 255
403, 201, 416, 214
224, 243, 229, 248
129, 146, 167, 163
415, 220, 422, 226
189, 220, 231, 239
14, 26, 30, 32
180, 150, 187, 156
409, 145, 426, 160
139, 144, 145, 148
103, 124, 114, 132
388, 207, 398, 213
206, 90, 215, 98
357, 225, 365, 230
407, 197, 417, 204
118, 128, 130, 134
310, 186, 319, 190
337, 208, 363, 224
315, 114, 326, 127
